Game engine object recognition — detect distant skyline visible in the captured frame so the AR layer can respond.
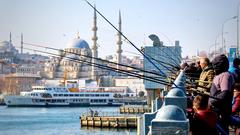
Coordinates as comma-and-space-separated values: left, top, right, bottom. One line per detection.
0, 0, 239, 58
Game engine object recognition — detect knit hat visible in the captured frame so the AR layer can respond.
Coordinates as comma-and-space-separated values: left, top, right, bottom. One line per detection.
211, 54, 229, 75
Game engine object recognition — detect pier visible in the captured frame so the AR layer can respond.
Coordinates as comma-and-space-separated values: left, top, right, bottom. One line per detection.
80, 116, 138, 128
119, 105, 151, 114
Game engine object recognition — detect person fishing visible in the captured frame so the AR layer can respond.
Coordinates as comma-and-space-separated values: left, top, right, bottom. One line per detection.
209, 54, 235, 134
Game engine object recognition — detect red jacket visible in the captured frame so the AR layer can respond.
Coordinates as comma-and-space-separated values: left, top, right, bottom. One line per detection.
191, 109, 218, 135
232, 94, 240, 114
197, 110, 218, 128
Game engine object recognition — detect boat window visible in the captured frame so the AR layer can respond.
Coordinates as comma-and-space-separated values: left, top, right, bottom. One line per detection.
104, 94, 109, 97
109, 99, 113, 102
75, 94, 79, 97
79, 94, 83, 97
100, 94, 104, 97
40, 93, 52, 98
69, 94, 73, 97
85, 94, 89, 97
95, 94, 99, 97
64, 94, 68, 96
40, 99, 44, 102
59, 94, 63, 96
53, 94, 57, 97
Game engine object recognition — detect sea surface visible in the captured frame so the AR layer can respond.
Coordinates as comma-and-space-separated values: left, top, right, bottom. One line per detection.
0, 106, 137, 135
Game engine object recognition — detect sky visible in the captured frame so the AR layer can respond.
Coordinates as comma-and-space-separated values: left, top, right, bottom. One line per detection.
0, 0, 239, 59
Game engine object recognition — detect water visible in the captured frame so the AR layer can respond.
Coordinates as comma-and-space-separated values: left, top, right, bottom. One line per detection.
0, 106, 137, 135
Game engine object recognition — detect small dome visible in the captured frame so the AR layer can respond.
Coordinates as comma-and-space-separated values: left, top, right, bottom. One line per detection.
166, 88, 186, 97
67, 38, 90, 49
155, 105, 187, 121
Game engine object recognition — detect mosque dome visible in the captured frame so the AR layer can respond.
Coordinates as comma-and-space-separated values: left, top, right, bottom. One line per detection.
0, 41, 11, 50
67, 37, 90, 49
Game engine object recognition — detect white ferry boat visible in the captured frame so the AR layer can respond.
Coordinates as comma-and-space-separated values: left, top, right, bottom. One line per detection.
4, 86, 128, 107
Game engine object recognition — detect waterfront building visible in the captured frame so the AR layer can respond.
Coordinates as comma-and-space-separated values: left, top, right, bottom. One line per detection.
0, 76, 5, 95
98, 76, 146, 96
115, 77, 146, 96
3, 73, 40, 95
105, 55, 143, 70
17, 53, 48, 64
16, 64, 41, 76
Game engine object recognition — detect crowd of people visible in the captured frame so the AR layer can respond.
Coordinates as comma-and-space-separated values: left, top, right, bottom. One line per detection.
182, 54, 240, 135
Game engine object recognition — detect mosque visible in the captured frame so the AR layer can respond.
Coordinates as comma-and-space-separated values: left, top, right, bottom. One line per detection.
42, 6, 123, 81
0, 33, 18, 63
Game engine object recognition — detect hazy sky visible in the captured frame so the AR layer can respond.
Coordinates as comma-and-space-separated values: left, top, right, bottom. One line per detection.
0, 0, 239, 58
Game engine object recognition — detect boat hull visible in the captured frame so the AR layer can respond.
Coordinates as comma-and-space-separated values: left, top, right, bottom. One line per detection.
4, 95, 124, 107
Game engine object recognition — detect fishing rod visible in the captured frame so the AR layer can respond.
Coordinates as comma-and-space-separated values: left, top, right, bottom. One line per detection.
165, 46, 182, 65
83, 1, 183, 88
143, 53, 179, 75
124, 50, 180, 70
147, 34, 181, 67
84, 0, 168, 78
187, 88, 224, 101
122, 40, 180, 75
23, 42, 167, 79
124, 49, 179, 76
31, 49, 170, 85
18, 46, 171, 85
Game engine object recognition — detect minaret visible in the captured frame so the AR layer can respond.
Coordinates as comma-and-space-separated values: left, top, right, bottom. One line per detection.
116, 10, 122, 70
91, 4, 98, 80
21, 33, 23, 54
9, 32, 12, 47
77, 31, 80, 39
